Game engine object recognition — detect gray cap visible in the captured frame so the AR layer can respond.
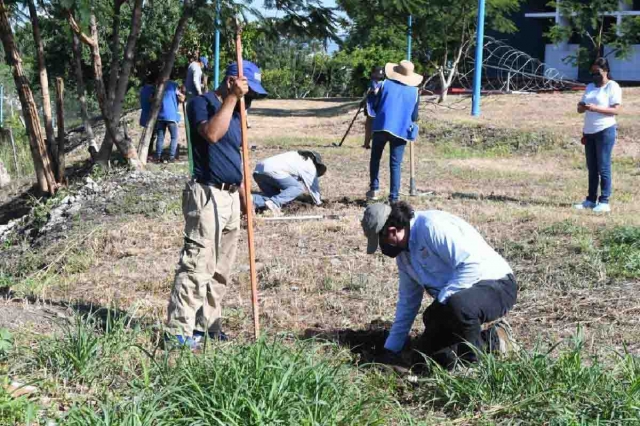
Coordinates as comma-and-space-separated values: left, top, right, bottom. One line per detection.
361, 203, 392, 254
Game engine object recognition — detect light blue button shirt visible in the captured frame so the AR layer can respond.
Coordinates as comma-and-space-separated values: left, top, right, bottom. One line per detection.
384, 210, 513, 353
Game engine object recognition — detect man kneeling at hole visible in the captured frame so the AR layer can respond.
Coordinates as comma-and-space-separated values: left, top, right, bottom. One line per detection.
361, 201, 518, 369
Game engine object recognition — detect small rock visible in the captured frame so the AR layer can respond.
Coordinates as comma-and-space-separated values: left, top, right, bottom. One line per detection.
84, 176, 95, 185
60, 195, 71, 205
157, 201, 168, 213
5, 381, 38, 397
66, 204, 82, 217
290, 286, 299, 291
330, 258, 341, 267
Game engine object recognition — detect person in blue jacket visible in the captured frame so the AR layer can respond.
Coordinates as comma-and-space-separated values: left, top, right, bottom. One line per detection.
366, 60, 422, 203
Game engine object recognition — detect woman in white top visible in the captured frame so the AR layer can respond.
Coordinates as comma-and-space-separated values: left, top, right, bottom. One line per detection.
575, 57, 622, 213
252, 151, 327, 214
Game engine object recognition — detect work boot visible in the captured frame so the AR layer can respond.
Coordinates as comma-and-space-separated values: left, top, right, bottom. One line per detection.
366, 190, 380, 201
163, 333, 201, 352
264, 199, 282, 216
193, 330, 229, 343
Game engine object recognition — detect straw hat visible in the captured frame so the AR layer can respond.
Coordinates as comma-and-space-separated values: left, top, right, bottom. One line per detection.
384, 60, 423, 87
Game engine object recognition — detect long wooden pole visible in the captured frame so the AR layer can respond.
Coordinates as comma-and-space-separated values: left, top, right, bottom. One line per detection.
55, 77, 66, 184
235, 24, 260, 340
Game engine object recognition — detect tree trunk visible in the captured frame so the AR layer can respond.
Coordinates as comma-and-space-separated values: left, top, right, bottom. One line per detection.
67, 10, 141, 170
55, 78, 65, 184
71, 33, 97, 160
27, 0, 56, 166
106, 0, 123, 114
0, 0, 56, 194
96, 0, 144, 166
138, 0, 194, 163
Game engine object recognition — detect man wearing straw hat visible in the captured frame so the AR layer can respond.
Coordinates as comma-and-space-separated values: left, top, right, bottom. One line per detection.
366, 60, 422, 203
165, 60, 267, 349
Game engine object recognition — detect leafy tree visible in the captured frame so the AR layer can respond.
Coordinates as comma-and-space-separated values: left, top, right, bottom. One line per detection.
547, 0, 640, 67
338, 0, 521, 101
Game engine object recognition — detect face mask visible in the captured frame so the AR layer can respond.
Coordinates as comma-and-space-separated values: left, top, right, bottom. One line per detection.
380, 240, 403, 258
592, 73, 604, 85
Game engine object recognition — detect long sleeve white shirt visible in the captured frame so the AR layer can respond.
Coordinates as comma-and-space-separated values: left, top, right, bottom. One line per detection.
254, 151, 322, 205
186, 62, 203, 95
384, 210, 513, 353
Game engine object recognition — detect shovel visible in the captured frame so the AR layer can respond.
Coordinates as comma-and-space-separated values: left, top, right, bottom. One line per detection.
332, 93, 369, 147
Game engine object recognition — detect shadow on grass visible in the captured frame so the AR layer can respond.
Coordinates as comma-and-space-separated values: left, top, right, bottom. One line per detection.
0, 289, 146, 334
451, 191, 574, 208
302, 319, 392, 364
251, 100, 360, 118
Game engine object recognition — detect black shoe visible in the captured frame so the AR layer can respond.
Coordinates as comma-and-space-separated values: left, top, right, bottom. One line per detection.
193, 330, 229, 342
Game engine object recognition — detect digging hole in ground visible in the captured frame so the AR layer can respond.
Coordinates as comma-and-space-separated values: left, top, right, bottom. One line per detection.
303, 319, 393, 364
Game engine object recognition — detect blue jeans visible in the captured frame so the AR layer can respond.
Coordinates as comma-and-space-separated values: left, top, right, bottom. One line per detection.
584, 125, 616, 204
156, 121, 179, 159
369, 132, 407, 202
252, 172, 305, 209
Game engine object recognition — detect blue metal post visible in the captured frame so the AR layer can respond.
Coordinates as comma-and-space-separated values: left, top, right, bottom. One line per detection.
407, 15, 412, 61
471, 0, 486, 116
214, 0, 221, 88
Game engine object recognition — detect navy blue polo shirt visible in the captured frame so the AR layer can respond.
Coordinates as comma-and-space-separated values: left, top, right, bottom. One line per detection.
187, 93, 243, 186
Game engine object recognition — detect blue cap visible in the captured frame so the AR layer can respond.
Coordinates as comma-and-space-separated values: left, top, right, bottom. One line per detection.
225, 60, 268, 96
200, 56, 209, 69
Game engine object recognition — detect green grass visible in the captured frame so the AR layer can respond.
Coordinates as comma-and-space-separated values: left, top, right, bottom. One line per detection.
8, 310, 405, 425
420, 120, 565, 158
418, 333, 640, 423
600, 226, 640, 279
5, 308, 640, 424
0, 124, 35, 179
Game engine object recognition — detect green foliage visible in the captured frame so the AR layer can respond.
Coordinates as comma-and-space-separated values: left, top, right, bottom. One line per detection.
33, 310, 136, 383
600, 226, 640, 279
547, 0, 640, 67
338, 0, 521, 85
332, 45, 406, 95
0, 384, 38, 426
419, 333, 640, 423
62, 339, 393, 425
0, 328, 12, 357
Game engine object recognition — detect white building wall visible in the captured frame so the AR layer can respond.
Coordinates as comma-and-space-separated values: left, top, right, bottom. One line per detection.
604, 45, 640, 81
544, 44, 579, 80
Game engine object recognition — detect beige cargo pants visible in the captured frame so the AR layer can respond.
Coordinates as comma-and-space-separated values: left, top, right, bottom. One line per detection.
166, 180, 240, 337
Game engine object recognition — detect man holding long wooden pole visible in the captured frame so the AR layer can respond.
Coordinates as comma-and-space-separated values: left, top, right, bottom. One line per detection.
165, 44, 267, 348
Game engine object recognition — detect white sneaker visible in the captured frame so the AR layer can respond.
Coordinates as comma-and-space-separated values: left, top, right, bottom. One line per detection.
366, 190, 380, 201
264, 199, 282, 216
593, 203, 611, 213
573, 200, 596, 210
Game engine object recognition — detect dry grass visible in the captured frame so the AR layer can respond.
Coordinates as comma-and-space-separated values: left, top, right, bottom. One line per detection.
3, 90, 640, 362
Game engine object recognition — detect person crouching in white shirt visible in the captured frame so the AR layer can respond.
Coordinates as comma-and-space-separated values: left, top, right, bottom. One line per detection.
361, 201, 518, 370
252, 151, 327, 215
575, 57, 622, 214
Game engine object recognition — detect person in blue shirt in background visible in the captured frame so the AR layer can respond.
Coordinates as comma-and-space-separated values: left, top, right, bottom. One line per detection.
363, 66, 385, 149
361, 201, 518, 370
154, 79, 185, 162
366, 60, 422, 203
